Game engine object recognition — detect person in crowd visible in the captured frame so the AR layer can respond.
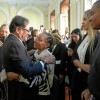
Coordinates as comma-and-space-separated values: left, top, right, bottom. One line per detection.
31, 32, 54, 100
0, 24, 9, 71
71, 9, 95, 100
50, 33, 67, 100
27, 29, 38, 51
63, 27, 70, 44
0, 23, 9, 49
66, 28, 82, 89
65, 27, 69, 37
39, 25, 44, 33
81, 1, 100, 100
68, 28, 82, 51
43, 28, 48, 33
0, 24, 9, 38
3, 15, 55, 100
52, 29, 60, 36
0, 24, 9, 100
48, 29, 60, 52
49, 28, 52, 34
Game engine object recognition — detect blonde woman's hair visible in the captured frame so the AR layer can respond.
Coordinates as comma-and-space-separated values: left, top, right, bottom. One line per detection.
84, 9, 97, 60
84, 9, 94, 40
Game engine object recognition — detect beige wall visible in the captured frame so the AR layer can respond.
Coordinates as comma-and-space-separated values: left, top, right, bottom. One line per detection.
0, 10, 7, 24
20, 8, 42, 29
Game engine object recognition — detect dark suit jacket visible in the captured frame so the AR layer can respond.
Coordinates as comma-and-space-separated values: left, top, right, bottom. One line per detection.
0, 37, 6, 72
0, 46, 3, 72
3, 34, 43, 78
52, 42, 67, 76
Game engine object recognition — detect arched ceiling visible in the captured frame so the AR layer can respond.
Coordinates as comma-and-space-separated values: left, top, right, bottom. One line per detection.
0, 0, 54, 6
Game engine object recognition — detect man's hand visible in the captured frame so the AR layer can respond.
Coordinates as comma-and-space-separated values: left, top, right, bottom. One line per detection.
28, 49, 35, 55
0, 41, 3, 47
7, 72, 19, 81
43, 54, 55, 64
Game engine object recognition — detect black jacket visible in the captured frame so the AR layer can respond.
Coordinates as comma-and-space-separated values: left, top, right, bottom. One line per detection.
0, 36, 6, 72
52, 42, 67, 76
88, 33, 100, 99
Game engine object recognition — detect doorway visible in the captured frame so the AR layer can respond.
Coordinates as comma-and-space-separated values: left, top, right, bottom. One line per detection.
60, 0, 70, 35
50, 10, 55, 30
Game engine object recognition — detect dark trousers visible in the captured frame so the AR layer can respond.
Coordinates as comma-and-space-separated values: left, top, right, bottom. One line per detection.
0, 81, 7, 100
38, 95, 50, 100
50, 75, 65, 100
8, 81, 38, 100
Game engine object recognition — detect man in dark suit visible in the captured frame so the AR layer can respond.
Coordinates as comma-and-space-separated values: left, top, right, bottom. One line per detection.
0, 24, 9, 70
3, 15, 55, 100
0, 24, 9, 100
51, 34, 67, 100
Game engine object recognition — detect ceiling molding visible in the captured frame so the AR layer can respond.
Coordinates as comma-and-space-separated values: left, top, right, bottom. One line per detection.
0, 0, 49, 5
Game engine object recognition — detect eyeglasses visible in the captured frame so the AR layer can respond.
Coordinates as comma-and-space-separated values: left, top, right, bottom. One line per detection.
21, 28, 30, 33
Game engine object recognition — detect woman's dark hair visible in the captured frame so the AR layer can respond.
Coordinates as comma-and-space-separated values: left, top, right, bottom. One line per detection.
68, 28, 82, 50
52, 29, 59, 34
43, 32, 53, 47
71, 28, 82, 42
9, 15, 29, 33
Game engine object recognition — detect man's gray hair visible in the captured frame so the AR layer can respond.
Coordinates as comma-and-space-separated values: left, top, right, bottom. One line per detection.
0, 24, 8, 30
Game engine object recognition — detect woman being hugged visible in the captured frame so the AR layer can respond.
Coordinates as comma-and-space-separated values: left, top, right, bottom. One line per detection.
29, 32, 54, 100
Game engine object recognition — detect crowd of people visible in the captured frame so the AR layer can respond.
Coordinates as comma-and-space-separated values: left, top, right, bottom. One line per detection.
0, 0, 100, 100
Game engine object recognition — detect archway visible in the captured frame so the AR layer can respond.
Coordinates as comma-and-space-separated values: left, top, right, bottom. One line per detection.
50, 10, 55, 30
0, 7, 10, 25
60, 0, 69, 35
17, 5, 44, 29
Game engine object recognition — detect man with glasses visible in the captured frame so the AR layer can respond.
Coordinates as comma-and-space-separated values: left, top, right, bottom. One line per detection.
3, 15, 55, 100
